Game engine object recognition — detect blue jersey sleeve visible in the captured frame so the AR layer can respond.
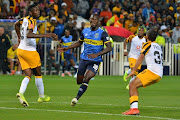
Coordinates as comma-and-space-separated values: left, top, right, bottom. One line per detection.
101, 31, 111, 44
79, 31, 84, 42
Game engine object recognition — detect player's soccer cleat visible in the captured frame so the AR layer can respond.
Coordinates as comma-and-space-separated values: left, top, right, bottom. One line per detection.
16, 93, 29, 107
122, 108, 140, 115
123, 71, 128, 82
11, 70, 16, 75
65, 71, 72, 77
90, 77, 95, 80
61, 73, 65, 77
71, 98, 78, 106
38, 95, 50, 103
126, 84, 129, 90
74, 73, 77, 78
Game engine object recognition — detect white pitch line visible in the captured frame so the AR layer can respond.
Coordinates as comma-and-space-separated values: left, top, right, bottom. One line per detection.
0, 101, 180, 109
0, 107, 179, 120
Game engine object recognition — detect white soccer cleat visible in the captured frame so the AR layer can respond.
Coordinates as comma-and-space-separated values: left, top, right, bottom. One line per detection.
71, 98, 78, 106
74, 73, 77, 78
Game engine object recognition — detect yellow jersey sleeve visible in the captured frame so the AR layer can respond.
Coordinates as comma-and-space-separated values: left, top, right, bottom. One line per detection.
126, 35, 135, 43
19, 18, 24, 25
141, 42, 152, 55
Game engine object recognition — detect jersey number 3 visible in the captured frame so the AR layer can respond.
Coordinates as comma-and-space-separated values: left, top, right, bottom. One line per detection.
154, 51, 163, 65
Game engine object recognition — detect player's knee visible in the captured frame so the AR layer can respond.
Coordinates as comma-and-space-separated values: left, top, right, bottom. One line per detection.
77, 79, 83, 85
83, 76, 91, 83
129, 81, 137, 89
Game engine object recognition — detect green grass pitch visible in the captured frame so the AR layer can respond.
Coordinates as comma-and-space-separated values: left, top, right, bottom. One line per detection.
0, 75, 180, 120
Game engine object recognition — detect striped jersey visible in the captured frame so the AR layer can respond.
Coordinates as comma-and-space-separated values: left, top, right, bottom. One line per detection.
141, 41, 163, 77
18, 15, 37, 51
126, 35, 146, 59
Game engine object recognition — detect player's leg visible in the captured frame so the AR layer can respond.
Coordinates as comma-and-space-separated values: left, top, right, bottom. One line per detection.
69, 59, 79, 69
125, 58, 141, 89
123, 58, 134, 81
76, 60, 87, 84
16, 68, 31, 107
16, 60, 22, 75
71, 61, 99, 106
32, 66, 50, 103
8, 58, 15, 75
71, 60, 87, 106
71, 70, 95, 106
62, 61, 67, 77
123, 69, 161, 115
122, 77, 142, 115
77, 70, 95, 99
16, 49, 32, 107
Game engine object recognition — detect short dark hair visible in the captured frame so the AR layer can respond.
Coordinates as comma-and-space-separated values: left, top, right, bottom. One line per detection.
147, 29, 157, 41
28, 4, 37, 12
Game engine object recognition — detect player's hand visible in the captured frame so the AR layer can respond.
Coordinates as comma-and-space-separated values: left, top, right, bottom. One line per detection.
87, 53, 99, 60
57, 47, 68, 53
124, 52, 128, 56
126, 70, 135, 79
46, 33, 57, 39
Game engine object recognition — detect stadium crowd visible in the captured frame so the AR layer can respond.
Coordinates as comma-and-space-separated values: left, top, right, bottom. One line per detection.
0, 0, 180, 75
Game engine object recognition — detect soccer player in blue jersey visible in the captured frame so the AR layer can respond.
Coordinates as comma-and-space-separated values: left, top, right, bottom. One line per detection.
58, 13, 112, 106
60, 29, 78, 77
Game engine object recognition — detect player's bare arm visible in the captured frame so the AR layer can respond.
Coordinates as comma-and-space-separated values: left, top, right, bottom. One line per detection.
58, 40, 83, 53
124, 39, 128, 56
14, 20, 21, 43
27, 30, 57, 39
126, 53, 144, 79
87, 42, 112, 59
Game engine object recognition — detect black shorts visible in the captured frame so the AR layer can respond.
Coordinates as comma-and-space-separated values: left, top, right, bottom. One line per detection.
77, 59, 100, 75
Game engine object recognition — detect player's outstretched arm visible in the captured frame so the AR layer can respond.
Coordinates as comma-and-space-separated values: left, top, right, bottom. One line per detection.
57, 41, 83, 53
87, 42, 112, 59
14, 20, 21, 43
27, 30, 58, 39
126, 53, 144, 79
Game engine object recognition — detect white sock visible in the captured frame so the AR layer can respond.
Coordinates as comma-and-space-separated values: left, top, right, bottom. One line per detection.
127, 68, 131, 74
129, 75, 136, 83
130, 102, 138, 109
19, 77, 30, 94
73, 65, 79, 69
35, 77, 44, 98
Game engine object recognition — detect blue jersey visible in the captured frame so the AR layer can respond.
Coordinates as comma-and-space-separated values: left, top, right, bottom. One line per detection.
79, 27, 110, 62
54, 24, 64, 39
61, 35, 73, 54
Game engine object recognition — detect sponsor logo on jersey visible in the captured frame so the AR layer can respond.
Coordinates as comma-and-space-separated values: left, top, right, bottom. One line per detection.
30, 24, 34, 28
95, 33, 99, 38
136, 45, 140, 49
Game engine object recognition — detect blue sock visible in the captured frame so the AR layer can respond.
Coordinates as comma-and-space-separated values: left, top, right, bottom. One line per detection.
77, 83, 88, 99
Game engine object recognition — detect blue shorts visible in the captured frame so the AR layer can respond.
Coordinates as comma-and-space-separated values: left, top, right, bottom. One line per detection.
64, 53, 73, 60
77, 59, 100, 75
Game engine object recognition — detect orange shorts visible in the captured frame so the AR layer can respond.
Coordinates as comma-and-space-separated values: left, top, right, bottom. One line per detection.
137, 69, 161, 87
129, 58, 141, 70
17, 48, 41, 70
